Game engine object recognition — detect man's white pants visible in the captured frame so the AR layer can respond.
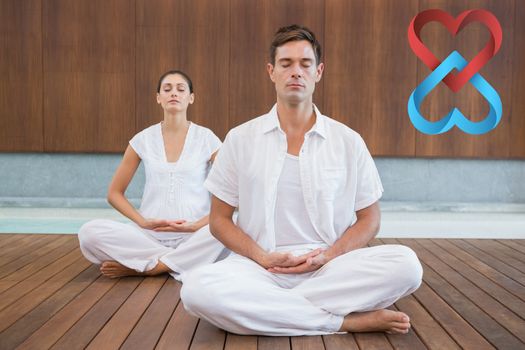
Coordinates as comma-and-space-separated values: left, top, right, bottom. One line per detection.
78, 219, 227, 281
181, 244, 423, 336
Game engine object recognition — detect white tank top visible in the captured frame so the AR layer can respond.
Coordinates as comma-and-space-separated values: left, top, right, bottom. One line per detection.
274, 154, 324, 250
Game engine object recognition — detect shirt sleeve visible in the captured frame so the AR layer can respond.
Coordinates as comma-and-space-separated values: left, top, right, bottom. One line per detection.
206, 129, 222, 159
129, 130, 145, 160
354, 136, 384, 211
204, 130, 239, 208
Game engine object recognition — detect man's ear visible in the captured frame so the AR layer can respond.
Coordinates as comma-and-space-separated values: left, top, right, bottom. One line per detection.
267, 63, 275, 83
315, 62, 324, 83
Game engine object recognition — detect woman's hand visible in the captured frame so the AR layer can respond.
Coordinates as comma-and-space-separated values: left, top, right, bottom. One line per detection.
139, 218, 175, 231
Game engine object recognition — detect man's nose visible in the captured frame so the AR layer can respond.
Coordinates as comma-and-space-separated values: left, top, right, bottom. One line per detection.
291, 64, 302, 78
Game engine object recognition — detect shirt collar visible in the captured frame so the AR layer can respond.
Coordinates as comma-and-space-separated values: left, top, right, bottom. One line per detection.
261, 104, 327, 139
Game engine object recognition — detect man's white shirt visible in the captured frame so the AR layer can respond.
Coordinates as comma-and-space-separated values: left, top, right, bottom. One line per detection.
204, 104, 384, 251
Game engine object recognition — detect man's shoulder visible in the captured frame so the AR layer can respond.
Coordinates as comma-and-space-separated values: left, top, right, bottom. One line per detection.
321, 114, 363, 143
226, 113, 271, 139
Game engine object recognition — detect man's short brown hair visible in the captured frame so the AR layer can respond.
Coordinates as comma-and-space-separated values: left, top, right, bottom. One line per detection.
269, 25, 322, 66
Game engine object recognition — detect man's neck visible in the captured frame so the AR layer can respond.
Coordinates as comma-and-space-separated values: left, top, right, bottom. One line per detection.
276, 99, 316, 136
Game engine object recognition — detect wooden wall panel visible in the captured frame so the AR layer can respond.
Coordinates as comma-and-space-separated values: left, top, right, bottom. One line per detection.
415, 0, 515, 158
324, 0, 418, 156
229, 0, 325, 129
136, 0, 230, 140
0, 0, 43, 151
510, 0, 525, 158
43, 0, 135, 152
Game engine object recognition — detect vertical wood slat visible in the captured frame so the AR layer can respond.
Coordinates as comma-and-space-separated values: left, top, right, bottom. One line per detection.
229, 0, 325, 130
0, 0, 43, 151
415, 0, 516, 157
323, 0, 419, 156
43, 0, 136, 152
136, 0, 231, 140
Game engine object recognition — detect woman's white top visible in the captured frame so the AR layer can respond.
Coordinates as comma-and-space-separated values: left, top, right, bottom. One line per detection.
129, 122, 221, 240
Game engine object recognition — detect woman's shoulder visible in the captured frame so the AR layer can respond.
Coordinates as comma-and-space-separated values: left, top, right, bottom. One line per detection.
190, 122, 220, 140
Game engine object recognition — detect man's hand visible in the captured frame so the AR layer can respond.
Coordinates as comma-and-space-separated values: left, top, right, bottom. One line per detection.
261, 248, 325, 273
267, 249, 328, 274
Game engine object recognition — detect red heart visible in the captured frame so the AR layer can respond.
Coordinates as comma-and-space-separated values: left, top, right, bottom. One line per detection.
408, 9, 502, 92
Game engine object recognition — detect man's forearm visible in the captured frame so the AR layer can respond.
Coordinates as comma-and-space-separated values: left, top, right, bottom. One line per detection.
210, 215, 267, 265
324, 203, 381, 261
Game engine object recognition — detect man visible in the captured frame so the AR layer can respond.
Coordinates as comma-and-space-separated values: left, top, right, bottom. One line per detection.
181, 25, 422, 336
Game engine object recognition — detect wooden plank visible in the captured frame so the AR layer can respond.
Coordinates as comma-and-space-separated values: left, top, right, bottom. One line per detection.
512, 239, 525, 247
323, 334, 359, 350
0, 234, 49, 262
499, 240, 525, 254
0, 257, 91, 332
491, 240, 525, 263
354, 332, 394, 350
120, 279, 181, 350
468, 239, 525, 272
0, 235, 26, 249
0, 264, 100, 349
448, 239, 525, 287
324, 0, 418, 156
224, 334, 257, 350
16, 275, 119, 350
0, 235, 75, 279
417, 239, 525, 319
136, 0, 230, 140
0, 0, 43, 152
392, 238, 525, 349
433, 239, 525, 301
43, 0, 135, 152
86, 275, 167, 349
258, 336, 291, 350
394, 294, 460, 349
510, 0, 525, 157
412, 282, 494, 349
0, 237, 78, 286
229, 0, 325, 131
49, 277, 142, 350
189, 319, 226, 350
291, 335, 325, 350
155, 298, 199, 350
0, 248, 83, 309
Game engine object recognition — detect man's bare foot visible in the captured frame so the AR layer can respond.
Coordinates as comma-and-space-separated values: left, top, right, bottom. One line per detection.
339, 309, 411, 334
100, 261, 172, 278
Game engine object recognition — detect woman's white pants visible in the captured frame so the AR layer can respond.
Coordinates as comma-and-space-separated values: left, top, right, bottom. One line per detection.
78, 219, 227, 281
181, 244, 423, 336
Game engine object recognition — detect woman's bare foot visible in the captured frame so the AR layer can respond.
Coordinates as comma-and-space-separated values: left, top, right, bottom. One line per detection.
100, 261, 140, 278
100, 261, 172, 278
339, 309, 411, 334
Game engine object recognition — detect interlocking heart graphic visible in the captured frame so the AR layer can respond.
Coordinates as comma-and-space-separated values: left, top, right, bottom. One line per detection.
407, 9, 503, 135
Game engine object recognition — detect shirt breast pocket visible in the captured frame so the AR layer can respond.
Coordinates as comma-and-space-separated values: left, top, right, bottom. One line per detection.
320, 168, 347, 200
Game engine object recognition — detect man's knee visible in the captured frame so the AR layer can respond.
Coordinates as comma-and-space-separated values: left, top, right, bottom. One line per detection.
391, 245, 423, 292
181, 266, 221, 315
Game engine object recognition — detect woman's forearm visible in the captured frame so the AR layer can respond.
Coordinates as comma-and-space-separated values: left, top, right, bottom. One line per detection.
107, 191, 146, 227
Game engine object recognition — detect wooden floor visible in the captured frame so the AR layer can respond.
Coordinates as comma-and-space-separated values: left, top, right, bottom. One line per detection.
0, 235, 524, 350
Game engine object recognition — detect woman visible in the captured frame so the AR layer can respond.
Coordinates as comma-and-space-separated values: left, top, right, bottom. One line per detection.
78, 70, 227, 281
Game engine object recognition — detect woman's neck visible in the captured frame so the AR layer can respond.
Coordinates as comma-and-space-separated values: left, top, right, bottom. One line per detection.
162, 112, 188, 131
